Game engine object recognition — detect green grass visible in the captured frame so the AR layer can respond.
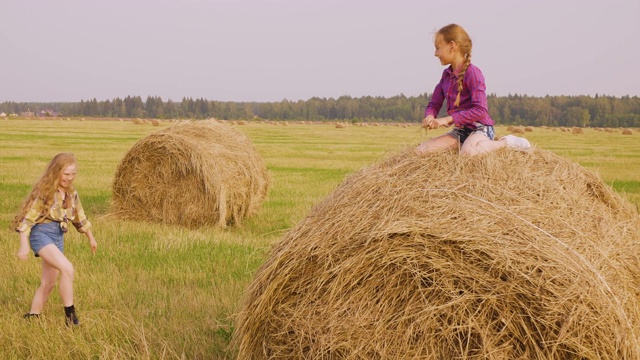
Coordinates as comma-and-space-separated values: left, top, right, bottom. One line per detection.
0, 119, 638, 358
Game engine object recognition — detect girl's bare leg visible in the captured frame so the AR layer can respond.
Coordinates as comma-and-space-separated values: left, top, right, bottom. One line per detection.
460, 133, 531, 156
416, 133, 459, 154
459, 133, 506, 156
32, 244, 75, 309
28, 258, 59, 314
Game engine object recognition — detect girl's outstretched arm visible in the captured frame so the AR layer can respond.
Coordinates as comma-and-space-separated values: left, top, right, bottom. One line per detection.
84, 229, 97, 254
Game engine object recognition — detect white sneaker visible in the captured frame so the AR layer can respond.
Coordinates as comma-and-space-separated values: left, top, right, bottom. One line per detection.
502, 134, 532, 152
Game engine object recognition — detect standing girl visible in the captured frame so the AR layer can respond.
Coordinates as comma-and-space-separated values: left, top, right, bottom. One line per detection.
416, 23, 531, 156
13, 153, 97, 326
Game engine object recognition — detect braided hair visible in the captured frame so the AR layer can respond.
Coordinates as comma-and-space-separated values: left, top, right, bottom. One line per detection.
437, 24, 472, 107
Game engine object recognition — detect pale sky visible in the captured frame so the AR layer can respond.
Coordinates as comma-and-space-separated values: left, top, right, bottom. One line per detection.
2, 0, 638, 103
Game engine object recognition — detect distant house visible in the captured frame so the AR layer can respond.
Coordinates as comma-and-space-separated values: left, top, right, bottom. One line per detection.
38, 109, 61, 117
21, 111, 34, 117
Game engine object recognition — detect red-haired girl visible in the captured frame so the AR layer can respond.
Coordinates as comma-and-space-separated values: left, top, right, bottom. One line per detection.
13, 153, 97, 326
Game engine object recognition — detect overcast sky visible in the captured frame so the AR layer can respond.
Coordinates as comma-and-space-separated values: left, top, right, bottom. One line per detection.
2, 0, 638, 103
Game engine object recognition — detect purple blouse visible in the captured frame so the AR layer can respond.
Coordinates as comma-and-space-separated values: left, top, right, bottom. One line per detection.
424, 63, 495, 128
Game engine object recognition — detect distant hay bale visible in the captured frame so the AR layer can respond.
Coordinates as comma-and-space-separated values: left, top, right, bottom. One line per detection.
111, 120, 269, 228
235, 149, 640, 359
151, 119, 160, 126
622, 129, 633, 135
335, 123, 346, 129
572, 127, 584, 134
524, 126, 534, 132
510, 126, 525, 134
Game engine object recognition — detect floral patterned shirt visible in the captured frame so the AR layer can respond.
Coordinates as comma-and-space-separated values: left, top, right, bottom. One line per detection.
16, 190, 92, 233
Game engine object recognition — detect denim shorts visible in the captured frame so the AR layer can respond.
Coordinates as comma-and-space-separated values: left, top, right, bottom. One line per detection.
448, 122, 495, 144
30, 222, 64, 257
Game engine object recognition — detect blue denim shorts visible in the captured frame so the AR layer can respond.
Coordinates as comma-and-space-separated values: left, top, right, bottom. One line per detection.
448, 122, 495, 144
30, 222, 64, 257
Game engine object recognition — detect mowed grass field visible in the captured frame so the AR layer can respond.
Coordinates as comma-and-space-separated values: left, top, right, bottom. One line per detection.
0, 119, 638, 358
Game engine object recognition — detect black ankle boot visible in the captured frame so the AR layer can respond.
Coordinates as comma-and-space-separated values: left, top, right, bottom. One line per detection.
64, 305, 80, 326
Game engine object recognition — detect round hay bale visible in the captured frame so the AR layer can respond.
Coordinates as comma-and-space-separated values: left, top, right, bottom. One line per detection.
111, 120, 269, 228
572, 127, 584, 134
622, 129, 633, 135
235, 149, 640, 359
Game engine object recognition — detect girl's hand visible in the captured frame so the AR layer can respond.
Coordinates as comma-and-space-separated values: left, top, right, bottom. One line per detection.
423, 116, 453, 129
422, 115, 436, 129
89, 238, 98, 254
434, 117, 452, 128
84, 230, 98, 254
17, 244, 30, 260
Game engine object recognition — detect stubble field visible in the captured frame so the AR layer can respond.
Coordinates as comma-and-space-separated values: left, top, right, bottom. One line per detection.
0, 119, 638, 358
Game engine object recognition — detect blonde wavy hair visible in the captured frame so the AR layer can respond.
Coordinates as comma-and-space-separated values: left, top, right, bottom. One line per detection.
11, 153, 77, 230
437, 23, 472, 107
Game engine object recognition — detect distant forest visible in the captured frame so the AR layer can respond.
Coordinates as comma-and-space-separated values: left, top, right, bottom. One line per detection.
2, 93, 639, 128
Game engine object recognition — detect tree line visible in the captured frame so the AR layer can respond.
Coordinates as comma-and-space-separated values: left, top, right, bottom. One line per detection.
2, 93, 639, 128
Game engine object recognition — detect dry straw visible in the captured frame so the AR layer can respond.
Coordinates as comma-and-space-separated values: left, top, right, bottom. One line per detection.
235, 148, 640, 359
111, 120, 269, 228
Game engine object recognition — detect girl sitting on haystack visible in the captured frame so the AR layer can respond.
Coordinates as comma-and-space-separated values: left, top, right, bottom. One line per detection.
416, 23, 531, 156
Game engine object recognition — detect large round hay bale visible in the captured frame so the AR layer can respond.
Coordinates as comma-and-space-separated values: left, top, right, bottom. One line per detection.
111, 120, 269, 228
235, 149, 640, 359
